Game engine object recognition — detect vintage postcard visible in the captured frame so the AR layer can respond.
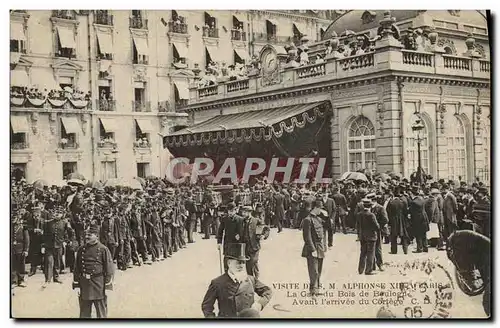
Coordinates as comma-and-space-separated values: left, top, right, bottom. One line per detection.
10, 9, 491, 319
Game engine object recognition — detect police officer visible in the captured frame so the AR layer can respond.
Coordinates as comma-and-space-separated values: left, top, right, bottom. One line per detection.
73, 223, 115, 318
201, 243, 272, 318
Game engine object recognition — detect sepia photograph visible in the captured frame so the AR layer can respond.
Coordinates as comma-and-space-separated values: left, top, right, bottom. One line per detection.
9, 8, 491, 319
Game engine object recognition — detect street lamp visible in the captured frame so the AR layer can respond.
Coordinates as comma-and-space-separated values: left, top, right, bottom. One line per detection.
411, 117, 425, 185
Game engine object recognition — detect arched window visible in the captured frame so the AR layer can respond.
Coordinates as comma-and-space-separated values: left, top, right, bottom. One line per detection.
347, 116, 376, 171
446, 116, 467, 181
482, 124, 490, 183
405, 115, 429, 177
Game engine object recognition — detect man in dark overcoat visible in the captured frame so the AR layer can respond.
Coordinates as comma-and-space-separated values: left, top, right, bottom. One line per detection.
442, 184, 458, 241
301, 207, 326, 296
408, 186, 430, 253
201, 243, 272, 318
12, 209, 30, 288
357, 198, 379, 275
321, 192, 336, 248
240, 205, 266, 279
331, 186, 348, 234
73, 224, 114, 318
368, 193, 388, 271
217, 203, 244, 272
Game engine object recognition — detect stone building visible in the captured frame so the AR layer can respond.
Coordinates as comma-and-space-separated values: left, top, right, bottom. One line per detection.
9, 10, 333, 183
167, 10, 491, 184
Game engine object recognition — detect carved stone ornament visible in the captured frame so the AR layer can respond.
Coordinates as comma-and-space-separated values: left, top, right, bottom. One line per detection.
361, 11, 377, 24
133, 65, 147, 82
30, 112, 38, 134
437, 103, 446, 134
437, 38, 457, 55
161, 116, 169, 128
476, 105, 482, 136
260, 45, 281, 86
49, 112, 58, 135
81, 114, 88, 135
448, 10, 461, 17
377, 101, 385, 136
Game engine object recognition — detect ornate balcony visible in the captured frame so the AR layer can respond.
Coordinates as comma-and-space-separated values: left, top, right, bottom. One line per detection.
130, 17, 148, 30
132, 101, 151, 112
59, 139, 78, 149
97, 139, 117, 149
97, 99, 116, 111
203, 27, 219, 38
231, 30, 246, 41
187, 45, 490, 106
95, 12, 113, 26
168, 21, 188, 34
11, 142, 28, 150
52, 10, 76, 20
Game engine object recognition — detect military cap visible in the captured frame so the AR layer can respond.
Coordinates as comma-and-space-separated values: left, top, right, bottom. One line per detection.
366, 193, 376, 200
241, 205, 253, 212
477, 186, 488, 195
362, 198, 372, 207
226, 202, 237, 211
86, 223, 99, 235
430, 188, 440, 195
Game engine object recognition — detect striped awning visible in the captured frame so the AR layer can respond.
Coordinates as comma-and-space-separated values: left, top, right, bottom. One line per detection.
57, 26, 76, 49
11, 115, 30, 133
166, 101, 331, 147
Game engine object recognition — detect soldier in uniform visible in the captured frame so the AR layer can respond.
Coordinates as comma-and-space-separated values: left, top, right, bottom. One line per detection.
100, 206, 119, 263
201, 243, 272, 318
203, 201, 217, 240
368, 193, 389, 271
332, 186, 348, 234
301, 206, 326, 296
73, 224, 115, 318
12, 208, 30, 288
217, 203, 244, 272
27, 203, 46, 276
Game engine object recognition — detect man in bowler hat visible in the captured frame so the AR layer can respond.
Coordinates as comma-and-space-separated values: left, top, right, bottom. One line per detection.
73, 223, 115, 318
201, 243, 272, 318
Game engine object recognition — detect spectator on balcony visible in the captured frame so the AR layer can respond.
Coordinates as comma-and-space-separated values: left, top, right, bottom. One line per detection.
402, 28, 418, 51
315, 54, 325, 64
236, 63, 248, 79
299, 45, 309, 66
338, 44, 349, 57
228, 65, 238, 81
349, 38, 365, 56
325, 40, 333, 56
414, 29, 426, 52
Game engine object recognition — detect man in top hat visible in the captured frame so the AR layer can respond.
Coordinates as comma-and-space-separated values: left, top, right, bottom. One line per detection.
301, 206, 326, 296
202, 243, 272, 318
442, 184, 458, 242
73, 223, 115, 318
320, 192, 336, 248
357, 198, 380, 275
367, 193, 388, 271
217, 202, 244, 272
203, 201, 218, 240
240, 205, 267, 279
408, 185, 430, 253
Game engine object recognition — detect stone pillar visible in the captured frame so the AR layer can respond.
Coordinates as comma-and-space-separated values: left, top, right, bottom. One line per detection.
330, 101, 341, 178
435, 103, 448, 180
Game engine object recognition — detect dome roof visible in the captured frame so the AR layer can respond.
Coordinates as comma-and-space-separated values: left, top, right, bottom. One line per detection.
322, 10, 487, 40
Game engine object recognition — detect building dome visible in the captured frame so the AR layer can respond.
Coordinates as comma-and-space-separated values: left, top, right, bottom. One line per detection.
322, 10, 487, 40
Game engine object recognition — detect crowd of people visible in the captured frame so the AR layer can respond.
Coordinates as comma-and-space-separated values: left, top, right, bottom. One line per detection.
11, 171, 491, 316
10, 85, 91, 103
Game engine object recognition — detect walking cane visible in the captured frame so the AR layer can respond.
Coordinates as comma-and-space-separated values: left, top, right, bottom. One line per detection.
218, 247, 223, 275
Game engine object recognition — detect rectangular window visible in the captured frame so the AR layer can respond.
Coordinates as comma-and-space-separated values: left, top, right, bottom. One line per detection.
99, 120, 115, 141
60, 123, 77, 148
137, 163, 150, 178
98, 85, 114, 111
11, 132, 27, 149
101, 161, 117, 181
62, 161, 77, 179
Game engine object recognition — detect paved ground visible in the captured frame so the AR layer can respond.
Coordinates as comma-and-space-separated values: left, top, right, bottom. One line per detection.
12, 229, 486, 319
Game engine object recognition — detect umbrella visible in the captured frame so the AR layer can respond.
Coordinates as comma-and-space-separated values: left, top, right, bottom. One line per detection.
378, 173, 391, 181
67, 172, 85, 180
145, 175, 157, 181
33, 179, 48, 190
339, 172, 368, 182
63, 86, 73, 93
129, 179, 143, 191
68, 178, 85, 186
134, 177, 146, 187
389, 172, 403, 180
104, 178, 126, 188
87, 180, 104, 189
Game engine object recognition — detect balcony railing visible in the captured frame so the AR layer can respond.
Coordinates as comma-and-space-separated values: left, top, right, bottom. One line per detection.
133, 56, 149, 65
97, 99, 116, 111
198, 85, 218, 98
52, 10, 76, 20
132, 101, 151, 112
443, 55, 471, 71
55, 48, 76, 59
168, 21, 188, 34
402, 50, 434, 67
133, 139, 152, 148
338, 52, 374, 71
479, 59, 490, 73
175, 99, 188, 108
226, 79, 249, 93
11, 142, 28, 150
129, 17, 148, 29
203, 27, 219, 38
59, 139, 78, 149
95, 13, 113, 26
296, 62, 326, 79
97, 140, 117, 148
231, 30, 246, 41
97, 53, 113, 60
